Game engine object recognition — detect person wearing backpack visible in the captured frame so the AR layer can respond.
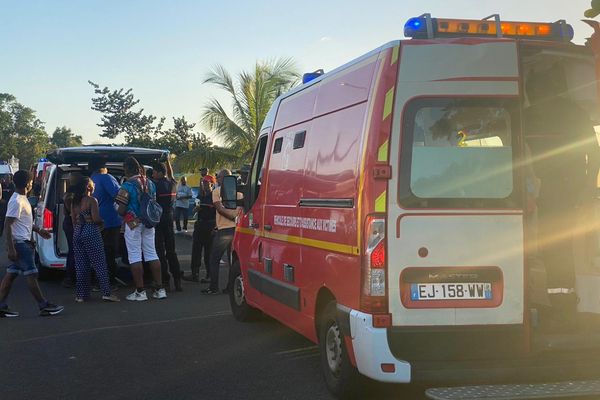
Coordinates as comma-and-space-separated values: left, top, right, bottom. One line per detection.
116, 157, 166, 301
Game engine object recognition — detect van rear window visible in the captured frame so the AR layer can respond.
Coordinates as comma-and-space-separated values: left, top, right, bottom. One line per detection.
399, 98, 520, 209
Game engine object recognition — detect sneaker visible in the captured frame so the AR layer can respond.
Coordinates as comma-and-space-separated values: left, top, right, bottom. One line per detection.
39, 303, 65, 316
126, 290, 148, 302
201, 288, 220, 295
152, 288, 167, 299
75, 297, 85, 303
102, 294, 120, 302
0, 306, 19, 318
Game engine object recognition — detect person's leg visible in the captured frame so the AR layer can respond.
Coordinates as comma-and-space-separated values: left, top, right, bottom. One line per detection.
182, 209, 189, 231
24, 274, 46, 304
201, 223, 215, 280
0, 272, 18, 304
141, 226, 162, 289
130, 262, 144, 289
74, 232, 92, 300
188, 220, 202, 278
207, 229, 234, 292
174, 208, 182, 232
164, 217, 181, 290
154, 224, 169, 287
18, 242, 52, 307
124, 225, 144, 292
84, 227, 112, 297
64, 218, 76, 285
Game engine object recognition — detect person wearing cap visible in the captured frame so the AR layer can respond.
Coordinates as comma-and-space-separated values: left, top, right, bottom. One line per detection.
90, 158, 122, 286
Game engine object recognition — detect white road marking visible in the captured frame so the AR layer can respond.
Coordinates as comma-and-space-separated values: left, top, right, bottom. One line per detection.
11, 311, 231, 344
275, 345, 318, 355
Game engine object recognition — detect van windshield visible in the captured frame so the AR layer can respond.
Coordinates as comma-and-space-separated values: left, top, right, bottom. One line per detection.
400, 99, 519, 209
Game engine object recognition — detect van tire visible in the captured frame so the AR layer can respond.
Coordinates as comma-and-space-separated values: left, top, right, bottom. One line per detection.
319, 301, 361, 399
229, 259, 259, 322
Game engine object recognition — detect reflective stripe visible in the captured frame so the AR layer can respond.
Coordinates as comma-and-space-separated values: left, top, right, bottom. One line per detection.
236, 227, 360, 256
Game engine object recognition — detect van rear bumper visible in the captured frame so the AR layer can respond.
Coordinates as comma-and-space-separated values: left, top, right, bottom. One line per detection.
346, 309, 411, 383
344, 308, 600, 385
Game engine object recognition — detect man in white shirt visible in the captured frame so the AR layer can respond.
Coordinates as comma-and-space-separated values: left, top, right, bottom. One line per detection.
0, 170, 64, 317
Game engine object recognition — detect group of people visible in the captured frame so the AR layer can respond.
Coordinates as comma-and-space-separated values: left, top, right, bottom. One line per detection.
0, 157, 242, 317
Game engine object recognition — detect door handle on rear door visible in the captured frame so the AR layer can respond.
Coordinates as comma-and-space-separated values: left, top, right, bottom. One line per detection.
250, 223, 260, 229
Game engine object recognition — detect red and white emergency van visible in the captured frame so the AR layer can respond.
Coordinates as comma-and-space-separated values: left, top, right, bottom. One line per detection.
222, 14, 600, 399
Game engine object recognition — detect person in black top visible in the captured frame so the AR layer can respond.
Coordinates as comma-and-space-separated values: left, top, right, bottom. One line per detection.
183, 176, 216, 283
151, 159, 182, 292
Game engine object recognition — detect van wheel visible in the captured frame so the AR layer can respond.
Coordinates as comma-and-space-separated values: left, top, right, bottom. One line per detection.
319, 301, 360, 399
229, 259, 259, 321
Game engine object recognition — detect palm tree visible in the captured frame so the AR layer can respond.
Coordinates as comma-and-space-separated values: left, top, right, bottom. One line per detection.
201, 58, 300, 163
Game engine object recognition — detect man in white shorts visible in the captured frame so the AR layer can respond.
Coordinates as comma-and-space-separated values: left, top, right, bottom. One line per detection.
116, 157, 166, 301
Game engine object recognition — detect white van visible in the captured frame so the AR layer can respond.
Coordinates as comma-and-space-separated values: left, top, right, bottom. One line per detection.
34, 146, 168, 275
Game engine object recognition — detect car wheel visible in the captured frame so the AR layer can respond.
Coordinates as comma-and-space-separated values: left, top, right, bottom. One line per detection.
229, 259, 259, 321
319, 301, 361, 399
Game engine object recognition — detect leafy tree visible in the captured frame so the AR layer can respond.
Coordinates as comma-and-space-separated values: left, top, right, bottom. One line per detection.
51, 126, 83, 148
0, 93, 52, 169
199, 58, 300, 163
89, 80, 162, 143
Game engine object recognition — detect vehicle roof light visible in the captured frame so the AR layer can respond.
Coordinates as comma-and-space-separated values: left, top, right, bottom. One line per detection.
404, 15, 574, 42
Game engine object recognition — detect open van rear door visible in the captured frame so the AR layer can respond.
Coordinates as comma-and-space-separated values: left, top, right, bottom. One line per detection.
47, 146, 168, 165
387, 38, 524, 328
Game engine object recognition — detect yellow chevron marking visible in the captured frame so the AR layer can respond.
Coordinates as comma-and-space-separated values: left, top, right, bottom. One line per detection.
391, 46, 399, 65
377, 140, 389, 162
375, 191, 387, 213
383, 87, 395, 121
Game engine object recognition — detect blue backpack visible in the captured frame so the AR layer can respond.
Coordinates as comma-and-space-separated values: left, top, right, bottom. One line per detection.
136, 179, 163, 228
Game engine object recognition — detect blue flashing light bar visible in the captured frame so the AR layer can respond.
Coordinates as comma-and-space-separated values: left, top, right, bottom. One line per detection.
404, 14, 574, 42
302, 69, 325, 84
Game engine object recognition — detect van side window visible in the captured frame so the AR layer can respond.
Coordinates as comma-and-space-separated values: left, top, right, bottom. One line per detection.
248, 135, 269, 209
399, 98, 520, 209
293, 131, 306, 149
273, 137, 283, 154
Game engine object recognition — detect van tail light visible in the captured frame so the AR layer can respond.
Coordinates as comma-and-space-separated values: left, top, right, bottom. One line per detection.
361, 215, 388, 315
43, 208, 53, 230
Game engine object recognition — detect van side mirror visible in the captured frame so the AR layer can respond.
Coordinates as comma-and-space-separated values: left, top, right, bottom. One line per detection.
221, 175, 238, 210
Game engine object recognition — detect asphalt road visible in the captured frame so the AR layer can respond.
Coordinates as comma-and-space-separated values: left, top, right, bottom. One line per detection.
2, 233, 593, 400
0, 232, 427, 400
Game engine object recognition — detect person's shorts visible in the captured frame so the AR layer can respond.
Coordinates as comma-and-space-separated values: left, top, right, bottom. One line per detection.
124, 224, 159, 265
7, 240, 38, 276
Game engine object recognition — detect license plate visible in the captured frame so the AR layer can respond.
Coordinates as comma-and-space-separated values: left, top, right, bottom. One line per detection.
410, 283, 492, 301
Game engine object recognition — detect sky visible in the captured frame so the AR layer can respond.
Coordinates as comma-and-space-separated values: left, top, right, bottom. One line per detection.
0, 0, 596, 144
